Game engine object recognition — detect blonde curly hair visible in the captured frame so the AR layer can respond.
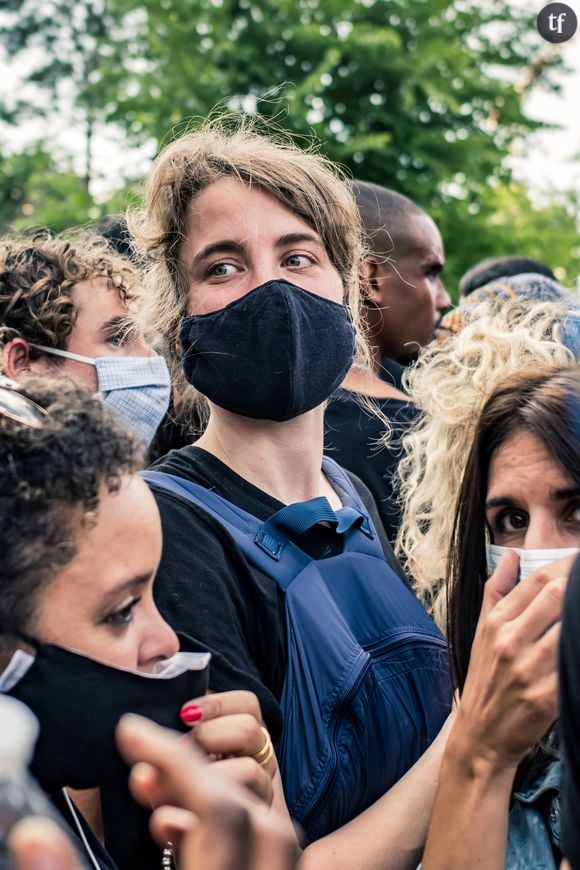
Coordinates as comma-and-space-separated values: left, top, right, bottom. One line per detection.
0, 233, 138, 361
396, 301, 577, 627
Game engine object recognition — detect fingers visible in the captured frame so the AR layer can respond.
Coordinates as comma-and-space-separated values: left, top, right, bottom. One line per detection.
511, 574, 566, 645
481, 550, 520, 617
487, 553, 576, 623
179, 691, 277, 778
117, 714, 252, 811
149, 805, 197, 850
181, 804, 253, 870
117, 715, 300, 870
519, 621, 562, 688
180, 803, 299, 870
129, 759, 176, 810
132, 749, 274, 811
181, 690, 263, 726
211, 757, 274, 806
9, 817, 81, 870
192, 713, 269, 758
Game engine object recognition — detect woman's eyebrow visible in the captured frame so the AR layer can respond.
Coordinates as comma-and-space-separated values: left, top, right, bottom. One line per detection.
191, 239, 246, 267
275, 232, 322, 248
551, 486, 580, 501
485, 496, 517, 510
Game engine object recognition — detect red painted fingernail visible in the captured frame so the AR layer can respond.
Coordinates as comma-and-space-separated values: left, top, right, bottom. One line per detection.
180, 704, 203, 724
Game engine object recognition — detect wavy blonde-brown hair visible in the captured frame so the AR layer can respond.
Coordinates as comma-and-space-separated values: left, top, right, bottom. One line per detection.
128, 116, 370, 420
0, 233, 138, 361
396, 301, 576, 627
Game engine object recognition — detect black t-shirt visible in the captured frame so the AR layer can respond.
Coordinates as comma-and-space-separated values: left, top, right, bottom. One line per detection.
324, 388, 417, 543
560, 553, 580, 869
148, 446, 406, 741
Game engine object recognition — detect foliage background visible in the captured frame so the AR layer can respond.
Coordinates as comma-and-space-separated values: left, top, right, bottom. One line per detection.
0, 0, 578, 297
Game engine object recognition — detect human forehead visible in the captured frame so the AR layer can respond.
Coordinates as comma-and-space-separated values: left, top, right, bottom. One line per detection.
487, 430, 570, 494
403, 213, 444, 259
182, 177, 323, 253
49, 478, 160, 596
71, 276, 128, 325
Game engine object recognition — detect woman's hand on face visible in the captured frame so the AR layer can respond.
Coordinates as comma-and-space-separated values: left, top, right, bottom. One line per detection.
116, 714, 299, 870
451, 550, 576, 773
179, 690, 276, 805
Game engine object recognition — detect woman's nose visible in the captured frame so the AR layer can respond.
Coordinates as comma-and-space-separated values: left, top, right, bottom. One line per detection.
140, 609, 179, 668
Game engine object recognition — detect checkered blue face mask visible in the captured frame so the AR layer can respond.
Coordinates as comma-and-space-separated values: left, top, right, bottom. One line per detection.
29, 345, 171, 446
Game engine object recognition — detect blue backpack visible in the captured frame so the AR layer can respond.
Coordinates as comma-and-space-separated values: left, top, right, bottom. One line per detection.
144, 458, 451, 842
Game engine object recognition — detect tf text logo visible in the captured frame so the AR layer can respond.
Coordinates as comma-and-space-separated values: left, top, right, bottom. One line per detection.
537, 3, 578, 42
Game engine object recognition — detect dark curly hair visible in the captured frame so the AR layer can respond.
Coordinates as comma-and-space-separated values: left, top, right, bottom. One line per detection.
0, 377, 144, 637
0, 233, 139, 365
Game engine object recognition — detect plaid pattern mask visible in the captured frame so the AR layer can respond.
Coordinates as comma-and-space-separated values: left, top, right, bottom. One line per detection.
29, 345, 171, 445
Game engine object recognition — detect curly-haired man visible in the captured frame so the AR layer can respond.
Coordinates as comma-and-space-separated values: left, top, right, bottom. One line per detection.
0, 234, 170, 444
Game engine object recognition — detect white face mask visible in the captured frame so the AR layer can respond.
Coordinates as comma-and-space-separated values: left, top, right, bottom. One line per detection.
486, 543, 580, 581
29, 344, 171, 446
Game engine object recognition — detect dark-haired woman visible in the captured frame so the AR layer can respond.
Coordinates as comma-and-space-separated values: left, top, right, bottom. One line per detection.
0, 377, 282, 870
422, 365, 580, 869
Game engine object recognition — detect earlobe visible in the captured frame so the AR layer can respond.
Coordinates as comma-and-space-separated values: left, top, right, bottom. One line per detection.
2, 338, 32, 379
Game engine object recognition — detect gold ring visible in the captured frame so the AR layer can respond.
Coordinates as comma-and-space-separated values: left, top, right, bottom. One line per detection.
251, 726, 274, 767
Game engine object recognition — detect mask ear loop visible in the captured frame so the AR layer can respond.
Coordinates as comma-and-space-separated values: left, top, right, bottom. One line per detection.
13, 629, 41, 651
27, 344, 97, 366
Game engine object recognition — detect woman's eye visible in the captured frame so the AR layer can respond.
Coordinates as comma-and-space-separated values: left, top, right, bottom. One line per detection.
104, 597, 140, 627
497, 510, 529, 533
284, 254, 313, 268
208, 262, 237, 277
568, 503, 580, 524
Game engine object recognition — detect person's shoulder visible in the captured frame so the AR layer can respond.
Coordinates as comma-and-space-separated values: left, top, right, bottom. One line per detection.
562, 554, 580, 648
145, 464, 245, 572
149, 444, 208, 480
564, 553, 580, 611
570, 552, 580, 584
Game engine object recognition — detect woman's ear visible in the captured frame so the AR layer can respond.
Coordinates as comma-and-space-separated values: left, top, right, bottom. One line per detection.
2, 338, 33, 379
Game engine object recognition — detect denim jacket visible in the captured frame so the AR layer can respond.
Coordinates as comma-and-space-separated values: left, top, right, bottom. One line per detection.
507, 755, 561, 869
416, 755, 561, 870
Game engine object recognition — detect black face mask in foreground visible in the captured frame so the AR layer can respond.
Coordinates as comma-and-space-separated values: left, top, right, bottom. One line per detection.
3, 637, 210, 869
180, 279, 356, 421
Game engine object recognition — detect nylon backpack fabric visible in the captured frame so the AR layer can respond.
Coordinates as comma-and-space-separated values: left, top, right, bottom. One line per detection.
143, 458, 451, 842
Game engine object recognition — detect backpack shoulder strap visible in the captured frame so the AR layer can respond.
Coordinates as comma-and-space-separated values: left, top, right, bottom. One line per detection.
142, 470, 310, 588
322, 456, 374, 516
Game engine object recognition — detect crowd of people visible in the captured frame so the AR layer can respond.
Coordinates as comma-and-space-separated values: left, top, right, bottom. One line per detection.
0, 116, 579, 870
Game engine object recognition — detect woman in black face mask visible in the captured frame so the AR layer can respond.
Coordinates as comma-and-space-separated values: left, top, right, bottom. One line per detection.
0, 377, 283, 870
130, 119, 457, 867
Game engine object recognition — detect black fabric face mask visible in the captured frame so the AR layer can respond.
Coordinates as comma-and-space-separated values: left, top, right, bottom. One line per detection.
4, 637, 210, 870
180, 279, 356, 421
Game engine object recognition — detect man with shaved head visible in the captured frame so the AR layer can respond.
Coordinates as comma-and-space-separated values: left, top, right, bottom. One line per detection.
353, 180, 450, 373
324, 182, 449, 542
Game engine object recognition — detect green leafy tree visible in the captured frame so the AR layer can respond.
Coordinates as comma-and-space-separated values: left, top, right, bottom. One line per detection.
0, 145, 139, 234
103, 0, 576, 292
1, 0, 577, 289
101, 0, 550, 188
0, 0, 118, 191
